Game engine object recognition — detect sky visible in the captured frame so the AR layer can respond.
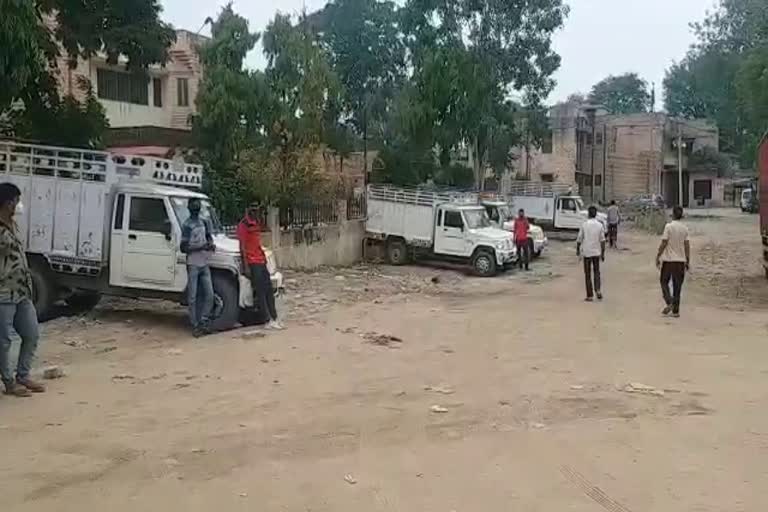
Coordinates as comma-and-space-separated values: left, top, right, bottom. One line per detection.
160, 0, 716, 105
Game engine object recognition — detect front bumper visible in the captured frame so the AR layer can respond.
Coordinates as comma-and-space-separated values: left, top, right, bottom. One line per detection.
239, 271, 285, 308
533, 237, 548, 254
496, 248, 517, 265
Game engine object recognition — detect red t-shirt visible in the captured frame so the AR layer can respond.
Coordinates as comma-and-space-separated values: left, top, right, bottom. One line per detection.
236, 217, 266, 265
513, 217, 530, 242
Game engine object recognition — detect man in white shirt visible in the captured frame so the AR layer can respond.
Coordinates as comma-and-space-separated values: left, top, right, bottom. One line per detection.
576, 206, 606, 301
656, 205, 690, 317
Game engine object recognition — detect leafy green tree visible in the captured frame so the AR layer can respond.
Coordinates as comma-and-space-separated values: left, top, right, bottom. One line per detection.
588, 73, 650, 114
1, 0, 175, 147
399, 0, 568, 188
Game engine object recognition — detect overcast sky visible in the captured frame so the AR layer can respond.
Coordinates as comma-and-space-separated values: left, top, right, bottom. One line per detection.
160, 0, 715, 105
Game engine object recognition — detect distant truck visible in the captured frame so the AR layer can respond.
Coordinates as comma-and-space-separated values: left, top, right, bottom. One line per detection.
758, 134, 768, 278
366, 185, 516, 276
479, 197, 548, 257
0, 140, 283, 328
507, 182, 606, 230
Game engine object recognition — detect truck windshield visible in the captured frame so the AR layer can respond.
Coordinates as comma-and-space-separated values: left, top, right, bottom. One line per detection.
464, 209, 491, 229
171, 197, 224, 234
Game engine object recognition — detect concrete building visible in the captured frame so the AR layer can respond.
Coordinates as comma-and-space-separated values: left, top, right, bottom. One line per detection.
514, 104, 722, 207
53, 29, 207, 155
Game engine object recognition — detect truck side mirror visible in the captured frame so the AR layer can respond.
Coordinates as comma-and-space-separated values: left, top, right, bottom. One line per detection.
161, 220, 172, 241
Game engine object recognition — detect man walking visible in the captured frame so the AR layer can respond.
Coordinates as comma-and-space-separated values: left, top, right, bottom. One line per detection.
576, 206, 606, 301
180, 198, 215, 336
513, 209, 531, 271
237, 206, 283, 330
656, 205, 690, 318
0, 183, 45, 397
606, 200, 620, 248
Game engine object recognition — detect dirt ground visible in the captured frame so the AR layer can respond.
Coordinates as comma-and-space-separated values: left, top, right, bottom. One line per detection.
2, 209, 767, 511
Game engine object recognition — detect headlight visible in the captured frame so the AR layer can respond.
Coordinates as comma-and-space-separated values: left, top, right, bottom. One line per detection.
495, 241, 506, 250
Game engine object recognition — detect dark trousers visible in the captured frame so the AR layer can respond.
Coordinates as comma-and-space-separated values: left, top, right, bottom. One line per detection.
583, 256, 602, 298
608, 224, 618, 247
660, 262, 686, 313
250, 263, 278, 321
516, 239, 530, 269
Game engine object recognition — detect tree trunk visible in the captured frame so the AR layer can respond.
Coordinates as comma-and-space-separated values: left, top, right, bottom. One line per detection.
473, 136, 482, 191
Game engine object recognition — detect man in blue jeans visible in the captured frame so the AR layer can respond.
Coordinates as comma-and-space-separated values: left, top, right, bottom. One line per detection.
181, 198, 215, 337
0, 183, 45, 397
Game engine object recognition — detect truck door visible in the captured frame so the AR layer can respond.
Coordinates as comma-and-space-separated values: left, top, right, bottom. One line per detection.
434, 209, 468, 256
555, 197, 584, 230
113, 195, 176, 288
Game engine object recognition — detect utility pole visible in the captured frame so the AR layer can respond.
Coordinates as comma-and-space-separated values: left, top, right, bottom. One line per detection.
677, 123, 683, 207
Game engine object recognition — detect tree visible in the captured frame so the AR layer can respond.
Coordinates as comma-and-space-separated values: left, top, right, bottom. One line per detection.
399, 0, 569, 188
311, 0, 405, 147
664, 0, 768, 165
1, 0, 175, 147
588, 73, 650, 114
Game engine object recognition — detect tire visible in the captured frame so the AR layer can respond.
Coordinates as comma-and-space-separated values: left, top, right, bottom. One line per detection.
387, 238, 409, 265
534, 249, 543, 259
239, 308, 265, 327
65, 291, 101, 313
29, 262, 55, 321
210, 272, 240, 332
472, 249, 497, 277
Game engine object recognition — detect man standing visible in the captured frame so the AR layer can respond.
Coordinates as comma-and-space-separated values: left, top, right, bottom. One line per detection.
0, 183, 45, 397
606, 200, 621, 248
576, 206, 606, 301
656, 206, 690, 318
180, 198, 215, 336
237, 207, 283, 330
513, 209, 531, 271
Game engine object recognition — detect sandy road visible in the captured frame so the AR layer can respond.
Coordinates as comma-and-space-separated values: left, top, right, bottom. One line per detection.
1, 210, 767, 511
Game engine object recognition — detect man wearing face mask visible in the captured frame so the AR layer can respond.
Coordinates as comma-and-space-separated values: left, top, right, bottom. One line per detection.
0, 183, 45, 397
180, 198, 215, 336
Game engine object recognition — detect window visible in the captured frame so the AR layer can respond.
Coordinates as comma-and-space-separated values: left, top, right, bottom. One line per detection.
542, 130, 553, 154
541, 173, 554, 182
560, 198, 578, 212
693, 179, 712, 200
177, 78, 189, 107
437, 210, 443, 226
114, 194, 125, 229
595, 132, 604, 145
97, 69, 148, 105
153, 78, 163, 107
594, 175, 602, 187
444, 211, 464, 228
129, 197, 170, 233
585, 133, 594, 145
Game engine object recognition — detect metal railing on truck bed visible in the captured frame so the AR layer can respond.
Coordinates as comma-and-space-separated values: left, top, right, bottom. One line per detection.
507, 182, 577, 197
368, 184, 481, 207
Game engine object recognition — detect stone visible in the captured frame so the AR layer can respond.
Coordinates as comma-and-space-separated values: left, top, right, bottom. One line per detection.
240, 330, 266, 339
344, 474, 357, 485
43, 366, 65, 380
430, 405, 449, 413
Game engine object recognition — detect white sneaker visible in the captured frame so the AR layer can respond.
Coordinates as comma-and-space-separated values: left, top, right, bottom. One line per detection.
267, 320, 284, 330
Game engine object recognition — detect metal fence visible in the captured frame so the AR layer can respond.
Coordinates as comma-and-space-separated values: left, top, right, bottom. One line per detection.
346, 195, 367, 220
279, 201, 339, 229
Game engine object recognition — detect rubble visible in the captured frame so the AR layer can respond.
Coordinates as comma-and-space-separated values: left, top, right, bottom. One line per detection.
344, 474, 357, 485
424, 384, 455, 395
622, 382, 665, 397
43, 366, 65, 380
363, 331, 403, 348
430, 405, 449, 413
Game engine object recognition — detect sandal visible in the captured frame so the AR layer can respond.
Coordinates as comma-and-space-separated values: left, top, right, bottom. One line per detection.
4, 382, 32, 397
16, 377, 46, 393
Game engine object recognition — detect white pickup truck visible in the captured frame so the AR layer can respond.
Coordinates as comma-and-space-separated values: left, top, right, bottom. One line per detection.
366, 185, 516, 276
0, 140, 282, 329
507, 182, 606, 230
480, 199, 548, 257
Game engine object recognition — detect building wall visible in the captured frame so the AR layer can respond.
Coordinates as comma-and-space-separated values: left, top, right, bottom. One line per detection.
51, 28, 205, 132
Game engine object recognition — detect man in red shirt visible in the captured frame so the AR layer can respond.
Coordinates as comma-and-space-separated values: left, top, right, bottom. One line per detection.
236, 206, 283, 329
513, 208, 531, 271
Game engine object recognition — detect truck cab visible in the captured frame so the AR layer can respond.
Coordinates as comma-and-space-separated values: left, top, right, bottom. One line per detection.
481, 200, 548, 257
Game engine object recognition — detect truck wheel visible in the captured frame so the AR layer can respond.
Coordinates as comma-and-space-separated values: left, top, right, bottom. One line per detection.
472, 249, 497, 277
65, 291, 101, 312
534, 249, 543, 259
387, 239, 409, 265
210, 272, 240, 332
29, 262, 55, 321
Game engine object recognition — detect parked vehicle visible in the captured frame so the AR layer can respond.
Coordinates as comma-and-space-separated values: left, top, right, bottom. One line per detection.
366, 185, 516, 276
480, 199, 548, 257
0, 140, 283, 328
741, 188, 758, 213
758, 134, 768, 278
507, 182, 606, 230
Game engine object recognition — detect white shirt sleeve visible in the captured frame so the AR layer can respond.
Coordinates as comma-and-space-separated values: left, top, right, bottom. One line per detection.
577, 226, 584, 244
661, 224, 670, 241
